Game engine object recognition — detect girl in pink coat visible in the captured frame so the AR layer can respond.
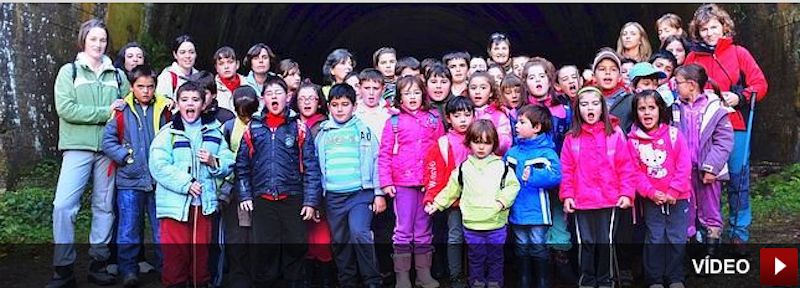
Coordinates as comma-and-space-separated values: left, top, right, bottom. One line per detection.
468, 71, 513, 156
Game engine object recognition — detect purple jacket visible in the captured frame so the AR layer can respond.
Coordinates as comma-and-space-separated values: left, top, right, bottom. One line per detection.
672, 93, 734, 180
379, 109, 445, 187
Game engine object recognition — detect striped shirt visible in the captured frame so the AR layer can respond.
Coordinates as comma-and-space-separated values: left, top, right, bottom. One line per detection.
322, 120, 362, 193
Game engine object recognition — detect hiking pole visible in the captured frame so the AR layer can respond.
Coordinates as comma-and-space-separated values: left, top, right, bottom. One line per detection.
732, 91, 757, 244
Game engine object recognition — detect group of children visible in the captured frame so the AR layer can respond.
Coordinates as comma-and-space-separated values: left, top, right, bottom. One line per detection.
49, 3, 768, 288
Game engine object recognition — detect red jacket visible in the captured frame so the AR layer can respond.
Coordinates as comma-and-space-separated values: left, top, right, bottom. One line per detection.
684, 37, 768, 130
422, 132, 471, 206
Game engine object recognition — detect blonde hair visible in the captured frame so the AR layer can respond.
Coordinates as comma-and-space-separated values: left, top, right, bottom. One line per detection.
656, 13, 683, 31
689, 3, 736, 42
616, 22, 652, 62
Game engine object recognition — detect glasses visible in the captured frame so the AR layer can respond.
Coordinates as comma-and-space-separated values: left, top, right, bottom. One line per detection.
298, 96, 318, 102
675, 80, 691, 85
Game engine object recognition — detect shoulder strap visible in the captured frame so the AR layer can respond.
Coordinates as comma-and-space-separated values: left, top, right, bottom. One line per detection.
390, 114, 399, 154
437, 136, 449, 165
115, 110, 125, 143
170, 71, 178, 93
243, 125, 255, 159
606, 129, 620, 172
296, 119, 307, 173
114, 68, 124, 99
457, 161, 464, 188
668, 126, 679, 149
500, 163, 510, 190
71, 62, 77, 83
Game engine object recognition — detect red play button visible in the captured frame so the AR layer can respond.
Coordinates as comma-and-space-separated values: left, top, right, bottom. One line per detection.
760, 248, 798, 286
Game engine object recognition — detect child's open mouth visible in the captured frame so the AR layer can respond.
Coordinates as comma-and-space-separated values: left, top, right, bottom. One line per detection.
586, 112, 596, 122
568, 84, 577, 93
602, 78, 613, 85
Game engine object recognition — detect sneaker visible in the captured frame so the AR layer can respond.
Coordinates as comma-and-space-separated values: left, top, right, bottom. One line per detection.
45, 265, 76, 288
470, 280, 485, 288
106, 264, 118, 276
486, 282, 500, 288
138, 261, 156, 274
668, 282, 685, 288
87, 260, 116, 286
449, 275, 467, 288
122, 273, 138, 288
648, 284, 665, 288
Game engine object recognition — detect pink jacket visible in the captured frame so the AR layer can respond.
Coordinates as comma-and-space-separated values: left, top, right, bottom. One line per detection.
559, 122, 638, 210
475, 104, 512, 156
379, 109, 446, 188
627, 124, 693, 201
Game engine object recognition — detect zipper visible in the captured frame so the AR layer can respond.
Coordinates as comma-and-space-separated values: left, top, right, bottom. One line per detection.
270, 128, 277, 198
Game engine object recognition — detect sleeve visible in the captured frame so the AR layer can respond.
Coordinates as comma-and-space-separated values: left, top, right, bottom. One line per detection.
736, 46, 768, 103
148, 129, 193, 195
236, 128, 254, 202
101, 112, 128, 165
495, 112, 513, 156
54, 65, 112, 124
496, 163, 521, 209
526, 149, 562, 189
370, 129, 384, 196
701, 113, 734, 176
302, 125, 323, 208
669, 132, 693, 198
209, 134, 235, 178
378, 117, 395, 188
432, 166, 461, 211
558, 135, 576, 202
155, 68, 174, 100
422, 145, 446, 204
614, 133, 638, 201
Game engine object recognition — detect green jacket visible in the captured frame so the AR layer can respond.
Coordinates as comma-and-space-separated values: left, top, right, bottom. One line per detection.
433, 154, 520, 231
54, 53, 130, 151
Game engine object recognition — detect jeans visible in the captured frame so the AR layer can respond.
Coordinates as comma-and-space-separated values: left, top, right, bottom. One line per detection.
116, 189, 161, 276
512, 225, 549, 259
726, 131, 752, 241
326, 190, 381, 286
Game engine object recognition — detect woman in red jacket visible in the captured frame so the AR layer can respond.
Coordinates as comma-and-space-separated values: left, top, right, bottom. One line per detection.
684, 3, 767, 252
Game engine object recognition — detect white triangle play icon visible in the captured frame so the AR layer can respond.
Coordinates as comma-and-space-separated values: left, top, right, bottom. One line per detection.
775, 258, 786, 275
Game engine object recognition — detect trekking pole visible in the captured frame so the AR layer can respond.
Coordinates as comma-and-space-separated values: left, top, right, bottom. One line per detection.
732, 91, 757, 242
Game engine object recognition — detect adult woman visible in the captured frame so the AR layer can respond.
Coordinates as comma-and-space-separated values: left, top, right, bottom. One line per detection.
684, 3, 768, 252
155, 34, 198, 99
487, 32, 511, 72
48, 18, 130, 288
113, 42, 146, 75
243, 43, 277, 95
321, 48, 355, 98
616, 22, 653, 62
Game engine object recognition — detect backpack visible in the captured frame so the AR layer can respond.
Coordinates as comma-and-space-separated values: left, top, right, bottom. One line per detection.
389, 112, 439, 154
456, 160, 511, 191
106, 106, 172, 177
71, 62, 124, 99
569, 126, 626, 171
169, 71, 179, 95
241, 118, 308, 173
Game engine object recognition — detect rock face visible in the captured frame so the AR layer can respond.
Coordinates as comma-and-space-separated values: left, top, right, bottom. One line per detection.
0, 3, 798, 189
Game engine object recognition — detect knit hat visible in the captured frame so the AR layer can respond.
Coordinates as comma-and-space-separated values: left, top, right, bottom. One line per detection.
592, 49, 622, 71
628, 62, 667, 83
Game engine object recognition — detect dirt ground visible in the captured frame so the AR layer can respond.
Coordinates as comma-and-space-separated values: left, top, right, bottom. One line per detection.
1, 215, 797, 288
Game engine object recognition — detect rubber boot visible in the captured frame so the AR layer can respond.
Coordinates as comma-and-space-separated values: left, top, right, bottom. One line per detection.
394, 253, 413, 288
517, 256, 532, 288
552, 249, 578, 285
45, 265, 76, 288
414, 252, 440, 288
87, 259, 117, 286
534, 258, 550, 288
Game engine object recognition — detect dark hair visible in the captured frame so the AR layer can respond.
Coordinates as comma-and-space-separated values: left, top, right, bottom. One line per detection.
648, 50, 678, 70
395, 56, 421, 76
244, 43, 276, 70
445, 95, 475, 116
213, 46, 237, 63
182, 70, 216, 95
293, 81, 328, 116
620, 57, 637, 66
487, 32, 511, 57
420, 58, 440, 75
128, 64, 157, 85
499, 74, 528, 108
394, 75, 430, 111
328, 83, 357, 104
569, 86, 614, 136
176, 81, 206, 104
323, 48, 355, 84
232, 86, 260, 118
114, 42, 146, 71
262, 75, 288, 96
77, 19, 109, 53
442, 51, 471, 66
631, 89, 671, 130
674, 63, 721, 97
278, 59, 300, 77
660, 35, 691, 53
171, 34, 194, 53
689, 3, 736, 42
358, 68, 384, 85
522, 57, 557, 86
425, 63, 452, 82
465, 119, 499, 152
467, 71, 501, 107
372, 47, 396, 67
518, 104, 553, 133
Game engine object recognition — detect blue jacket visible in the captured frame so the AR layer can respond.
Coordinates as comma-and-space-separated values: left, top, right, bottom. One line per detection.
314, 117, 383, 196
149, 114, 235, 221
504, 135, 562, 225
102, 93, 171, 191
236, 112, 322, 208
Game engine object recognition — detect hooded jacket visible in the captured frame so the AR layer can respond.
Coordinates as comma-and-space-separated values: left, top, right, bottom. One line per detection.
156, 62, 199, 100
378, 109, 445, 188
627, 124, 692, 201
315, 117, 382, 196
504, 135, 562, 225
422, 131, 471, 206
672, 92, 734, 180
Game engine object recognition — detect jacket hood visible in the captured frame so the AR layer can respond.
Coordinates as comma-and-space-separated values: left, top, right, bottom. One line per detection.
170, 111, 220, 131
466, 154, 501, 169
691, 37, 734, 55
516, 134, 555, 151
75, 52, 115, 72
628, 123, 669, 142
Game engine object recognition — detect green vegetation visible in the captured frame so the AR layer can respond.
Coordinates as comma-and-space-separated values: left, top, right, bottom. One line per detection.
749, 163, 800, 219
138, 32, 171, 72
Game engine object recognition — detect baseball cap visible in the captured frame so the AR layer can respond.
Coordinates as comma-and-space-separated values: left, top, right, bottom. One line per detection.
592, 49, 622, 71
628, 62, 667, 82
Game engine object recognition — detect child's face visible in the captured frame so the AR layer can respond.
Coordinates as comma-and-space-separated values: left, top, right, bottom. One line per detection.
515, 115, 542, 139
470, 134, 494, 159
177, 90, 203, 123
215, 57, 239, 79
556, 66, 582, 99
132, 76, 155, 104
620, 25, 642, 50
620, 62, 634, 87
490, 42, 510, 65
296, 87, 320, 118
488, 67, 504, 87
345, 75, 360, 100
525, 65, 550, 98
657, 23, 683, 42
447, 110, 474, 134
652, 58, 674, 84
502, 87, 521, 109
512, 57, 529, 78
578, 92, 603, 125
123, 47, 144, 72
359, 79, 384, 108
699, 18, 724, 46
263, 83, 288, 115
447, 58, 468, 83
426, 75, 451, 102
377, 53, 397, 78
400, 83, 423, 112
250, 49, 271, 74
594, 59, 622, 90
635, 77, 659, 92
173, 41, 197, 71
665, 40, 686, 66
331, 58, 354, 83
468, 58, 488, 76
636, 96, 659, 131
675, 75, 697, 101
283, 69, 301, 91
468, 76, 492, 108
328, 97, 356, 124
